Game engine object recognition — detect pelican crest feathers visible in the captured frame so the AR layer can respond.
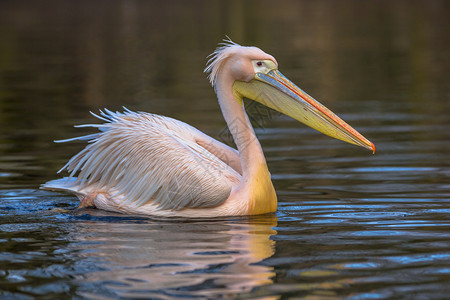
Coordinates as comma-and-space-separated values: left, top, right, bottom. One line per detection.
204, 37, 240, 87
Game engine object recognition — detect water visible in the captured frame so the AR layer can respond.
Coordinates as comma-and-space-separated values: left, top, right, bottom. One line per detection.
1, 1, 449, 299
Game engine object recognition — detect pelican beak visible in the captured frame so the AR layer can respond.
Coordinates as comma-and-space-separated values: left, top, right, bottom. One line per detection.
233, 69, 375, 153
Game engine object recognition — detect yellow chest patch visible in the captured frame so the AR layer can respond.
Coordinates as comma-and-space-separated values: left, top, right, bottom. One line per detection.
247, 164, 277, 215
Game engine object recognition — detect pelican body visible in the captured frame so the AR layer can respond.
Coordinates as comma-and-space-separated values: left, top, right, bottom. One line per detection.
42, 40, 374, 217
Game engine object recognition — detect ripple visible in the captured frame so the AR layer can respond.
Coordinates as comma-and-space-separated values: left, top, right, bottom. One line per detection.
384, 253, 450, 265
349, 166, 438, 172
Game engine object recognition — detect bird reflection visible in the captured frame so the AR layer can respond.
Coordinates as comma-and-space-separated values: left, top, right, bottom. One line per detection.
67, 211, 278, 299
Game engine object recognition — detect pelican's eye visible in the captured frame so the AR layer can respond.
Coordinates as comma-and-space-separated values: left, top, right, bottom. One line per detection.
252, 59, 276, 75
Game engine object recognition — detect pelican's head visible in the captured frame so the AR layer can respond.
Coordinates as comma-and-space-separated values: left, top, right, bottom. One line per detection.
205, 39, 375, 153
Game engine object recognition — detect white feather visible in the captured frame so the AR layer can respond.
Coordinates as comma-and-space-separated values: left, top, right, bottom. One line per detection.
49, 109, 242, 211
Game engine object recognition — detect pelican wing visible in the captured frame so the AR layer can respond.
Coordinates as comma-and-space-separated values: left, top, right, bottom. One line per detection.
192, 132, 242, 175
136, 109, 242, 175
58, 109, 240, 210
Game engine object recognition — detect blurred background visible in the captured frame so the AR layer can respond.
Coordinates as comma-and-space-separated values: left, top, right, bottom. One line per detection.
0, 0, 448, 187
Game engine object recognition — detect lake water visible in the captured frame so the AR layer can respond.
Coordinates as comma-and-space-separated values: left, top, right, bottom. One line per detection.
1, 1, 449, 299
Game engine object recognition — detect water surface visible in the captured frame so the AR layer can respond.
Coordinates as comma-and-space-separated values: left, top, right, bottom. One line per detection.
1, 1, 449, 299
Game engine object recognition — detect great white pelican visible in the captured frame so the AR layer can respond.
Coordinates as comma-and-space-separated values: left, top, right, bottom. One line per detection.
42, 40, 375, 217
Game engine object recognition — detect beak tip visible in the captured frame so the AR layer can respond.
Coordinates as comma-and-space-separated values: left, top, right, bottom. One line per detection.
370, 142, 376, 154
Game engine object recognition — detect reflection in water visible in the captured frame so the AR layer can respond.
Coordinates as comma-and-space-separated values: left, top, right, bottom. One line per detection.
68, 212, 277, 299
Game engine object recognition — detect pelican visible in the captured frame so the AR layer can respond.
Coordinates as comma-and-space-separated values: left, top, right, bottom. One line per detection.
42, 39, 375, 217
